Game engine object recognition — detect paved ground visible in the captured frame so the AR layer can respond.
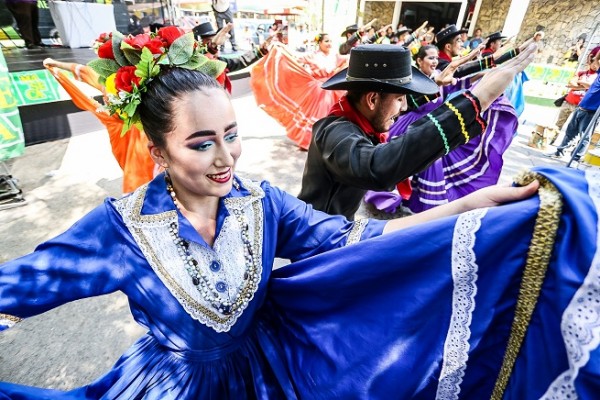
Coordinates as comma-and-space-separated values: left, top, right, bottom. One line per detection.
0, 82, 578, 389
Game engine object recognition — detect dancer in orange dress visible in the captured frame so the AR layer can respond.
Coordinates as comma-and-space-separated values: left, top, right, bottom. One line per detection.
43, 58, 154, 194
250, 34, 348, 150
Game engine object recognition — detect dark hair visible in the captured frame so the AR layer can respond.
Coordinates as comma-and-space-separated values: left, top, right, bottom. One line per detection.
414, 44, 437, 62
346, 90, 369, 107
138, 68, 224, 148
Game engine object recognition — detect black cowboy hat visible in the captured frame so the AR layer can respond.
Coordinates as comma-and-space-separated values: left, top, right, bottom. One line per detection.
192, 21, 217, 39
322, 44, 439, 95
341, 24, 359, 37
486, 31, 506, 43
395, 27, 412, 37
435, 24, 467, 46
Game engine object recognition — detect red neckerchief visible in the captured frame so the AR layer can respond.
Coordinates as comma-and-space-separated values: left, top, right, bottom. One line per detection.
329, 96, 387, 143
438, 51, 452, 63
328, 96, 412, 200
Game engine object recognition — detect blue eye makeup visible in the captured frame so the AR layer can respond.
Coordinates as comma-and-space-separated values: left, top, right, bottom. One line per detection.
225, 132, 239, 142
190, 140, 215, 152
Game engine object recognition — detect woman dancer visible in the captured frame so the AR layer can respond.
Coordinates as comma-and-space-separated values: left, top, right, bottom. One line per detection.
250, 34, 347, 150
2, 36, 600, 398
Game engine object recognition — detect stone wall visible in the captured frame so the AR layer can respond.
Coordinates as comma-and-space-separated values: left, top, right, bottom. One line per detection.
476, 0, 600, 65
517, 0, 600, 65
363, 1, 396, 29
473, 0, 511, 35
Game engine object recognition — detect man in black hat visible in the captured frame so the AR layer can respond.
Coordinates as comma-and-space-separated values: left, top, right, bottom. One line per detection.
193, 21, 271, 73
481, 31, 506, 59
435, 24, 468, 71
298, 43, 536, 219
339, 19, 376, 55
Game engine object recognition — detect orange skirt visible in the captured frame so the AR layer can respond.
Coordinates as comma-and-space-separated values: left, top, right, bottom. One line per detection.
250, 44, 346, 150
45, 62, 154, 193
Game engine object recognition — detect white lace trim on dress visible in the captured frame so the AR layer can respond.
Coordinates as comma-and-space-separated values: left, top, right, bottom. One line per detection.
114, 178, 265, 333
436, 208, 488, 400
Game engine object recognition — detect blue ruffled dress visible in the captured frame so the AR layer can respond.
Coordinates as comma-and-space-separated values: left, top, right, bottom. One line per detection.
1, 167, 600, 399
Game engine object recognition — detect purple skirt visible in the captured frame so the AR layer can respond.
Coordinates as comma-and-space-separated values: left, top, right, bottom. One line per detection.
365, 94, 518, 214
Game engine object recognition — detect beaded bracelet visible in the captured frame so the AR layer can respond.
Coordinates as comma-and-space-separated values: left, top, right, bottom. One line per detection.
463, 92, 487, 131
426, 113, 450, 155
446, 101, 470, 143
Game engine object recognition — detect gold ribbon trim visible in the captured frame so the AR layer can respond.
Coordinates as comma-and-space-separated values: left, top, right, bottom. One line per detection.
0, 313, 22, 325
491, 171, 563, 399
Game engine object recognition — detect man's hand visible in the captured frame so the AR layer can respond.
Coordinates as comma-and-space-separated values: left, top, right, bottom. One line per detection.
211, 22, 234, 47
415, 20, 429, 35
471, 42, 536, 111
435, 44, 484, 86
360, 18, 377, 33
378, 24, 393, 36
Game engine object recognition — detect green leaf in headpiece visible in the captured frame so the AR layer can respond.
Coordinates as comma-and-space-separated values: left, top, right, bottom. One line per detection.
111, 31, 129, 67
167, 32, 195, 65
121, 40, 142, 66
196, 58, 227, 79
135, 47, 160, 80
87, 58, 120, 80
180, 52, 209, 70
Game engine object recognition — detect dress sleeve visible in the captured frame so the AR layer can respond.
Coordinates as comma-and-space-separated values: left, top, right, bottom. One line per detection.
265, 184, 386, 261
0, 201, 130, 331
313, 91, 487, 191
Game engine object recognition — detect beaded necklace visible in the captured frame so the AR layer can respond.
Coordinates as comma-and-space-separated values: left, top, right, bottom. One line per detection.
165, 173, 259, 316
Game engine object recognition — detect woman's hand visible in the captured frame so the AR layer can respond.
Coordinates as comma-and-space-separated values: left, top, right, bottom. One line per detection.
458, 180, 540, 212
471, 42, 536, 111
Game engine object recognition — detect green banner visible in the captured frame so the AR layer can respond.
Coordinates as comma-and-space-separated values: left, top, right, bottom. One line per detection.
525, 63, 577, 85
9, 69, 62, 106
0, 51, 24, 161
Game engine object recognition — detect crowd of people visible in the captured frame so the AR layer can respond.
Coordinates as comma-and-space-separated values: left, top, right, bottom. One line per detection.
1, 11, 600, 400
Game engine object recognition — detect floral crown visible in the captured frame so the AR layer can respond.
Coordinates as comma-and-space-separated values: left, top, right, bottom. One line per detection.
88, 28, 226, 135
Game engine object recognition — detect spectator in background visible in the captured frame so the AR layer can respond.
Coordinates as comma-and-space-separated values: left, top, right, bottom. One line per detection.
547, 52, 600, 161
564, 37, 585, 67
533, 31, 545, 62
459, 30, 470, 54
468, 27, 483, 50
212, 0, 237, 51
552, 54, 599, 144
6, 0, 42, 49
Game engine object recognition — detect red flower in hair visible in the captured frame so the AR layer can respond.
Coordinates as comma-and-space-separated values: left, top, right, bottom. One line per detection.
123, 34, 165, 55
97, 39, 115, 59
145, 37, 166, 55
114, 66, 141, 93
157, 26, 185, 46
95, 32, 111, 44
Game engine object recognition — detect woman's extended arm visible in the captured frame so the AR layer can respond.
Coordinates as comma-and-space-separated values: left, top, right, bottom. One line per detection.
383, 180, 539, 234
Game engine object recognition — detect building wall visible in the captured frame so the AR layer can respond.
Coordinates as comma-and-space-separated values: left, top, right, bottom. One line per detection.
476, 0, 599, 65
363, 1, 396, 28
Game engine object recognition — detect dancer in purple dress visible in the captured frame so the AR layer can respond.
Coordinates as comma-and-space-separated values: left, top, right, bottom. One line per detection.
365, 43, 519, 214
